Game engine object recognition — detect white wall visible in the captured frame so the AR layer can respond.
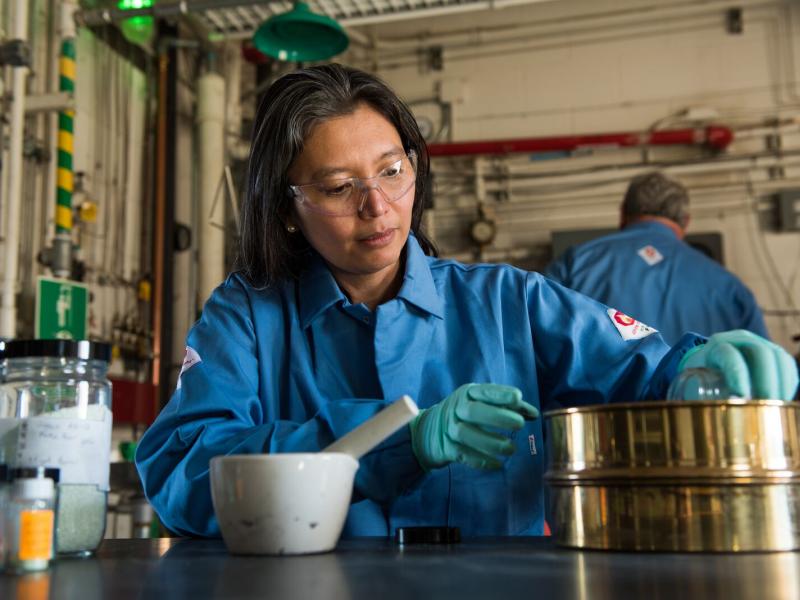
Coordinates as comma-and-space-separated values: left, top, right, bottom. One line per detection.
344, 0, 800, 350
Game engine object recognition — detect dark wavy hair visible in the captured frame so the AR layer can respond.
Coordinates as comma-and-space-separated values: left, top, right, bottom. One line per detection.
235, 63, 438, 288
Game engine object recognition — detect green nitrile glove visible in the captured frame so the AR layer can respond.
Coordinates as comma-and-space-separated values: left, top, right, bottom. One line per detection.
409, 383, 540, 471
679, 330, 799, 400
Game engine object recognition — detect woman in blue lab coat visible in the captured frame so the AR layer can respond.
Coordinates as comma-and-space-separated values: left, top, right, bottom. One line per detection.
135, 64, 798, 539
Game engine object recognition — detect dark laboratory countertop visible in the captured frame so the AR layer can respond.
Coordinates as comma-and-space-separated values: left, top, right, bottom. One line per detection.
1, 537, 799, 599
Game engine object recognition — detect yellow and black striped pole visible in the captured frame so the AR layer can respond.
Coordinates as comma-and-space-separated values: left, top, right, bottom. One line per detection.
57, 37, 75, 238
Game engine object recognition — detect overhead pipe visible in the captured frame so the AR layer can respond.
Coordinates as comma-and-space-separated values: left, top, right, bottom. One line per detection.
1, 1, 31, 338
478, 153, 800, 199
427, 125, 734, 157
475, 151, 800, 191
430, 122, 800, 180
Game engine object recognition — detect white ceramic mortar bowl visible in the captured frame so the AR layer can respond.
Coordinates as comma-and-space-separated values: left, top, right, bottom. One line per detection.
210, 453, 359, 555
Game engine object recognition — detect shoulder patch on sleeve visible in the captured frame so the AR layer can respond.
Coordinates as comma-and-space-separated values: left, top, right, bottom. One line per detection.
176, 346, 202, 389
606, 308, 658, 340
637, 245, 664, 266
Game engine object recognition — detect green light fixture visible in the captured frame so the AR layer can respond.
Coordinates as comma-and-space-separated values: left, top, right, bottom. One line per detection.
118, 0, 155, 46
252, 2, 349, 62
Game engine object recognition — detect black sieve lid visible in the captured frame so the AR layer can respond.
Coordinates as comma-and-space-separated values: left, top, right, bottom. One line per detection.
395, 526, 461, 545
3, 339, 111, 362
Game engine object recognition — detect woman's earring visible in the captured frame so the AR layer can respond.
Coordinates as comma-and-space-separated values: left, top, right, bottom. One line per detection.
286, 224, 297, 233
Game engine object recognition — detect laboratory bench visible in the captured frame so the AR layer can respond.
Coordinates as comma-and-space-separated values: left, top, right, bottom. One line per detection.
1, 537, 798, 599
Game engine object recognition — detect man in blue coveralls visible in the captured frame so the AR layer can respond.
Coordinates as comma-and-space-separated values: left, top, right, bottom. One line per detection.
545, 171, 769, 346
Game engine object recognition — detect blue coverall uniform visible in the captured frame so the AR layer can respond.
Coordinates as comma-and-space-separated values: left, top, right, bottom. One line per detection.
544, 221, 769, 346
136, 234, 700, 538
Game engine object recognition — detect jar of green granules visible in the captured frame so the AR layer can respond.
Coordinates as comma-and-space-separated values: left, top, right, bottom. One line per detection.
0, 340, 113, 556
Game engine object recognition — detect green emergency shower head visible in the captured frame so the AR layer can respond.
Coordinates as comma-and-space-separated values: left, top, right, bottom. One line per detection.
252, 2, 349, 62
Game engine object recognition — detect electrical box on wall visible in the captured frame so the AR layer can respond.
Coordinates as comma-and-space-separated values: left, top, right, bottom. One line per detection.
775, 189, 800, 232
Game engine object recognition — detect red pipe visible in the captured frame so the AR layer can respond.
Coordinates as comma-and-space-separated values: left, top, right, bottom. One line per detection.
426, 125, 734, 157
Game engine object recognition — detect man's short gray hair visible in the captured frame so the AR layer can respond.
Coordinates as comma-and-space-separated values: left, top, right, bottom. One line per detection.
622, 171, 690, 227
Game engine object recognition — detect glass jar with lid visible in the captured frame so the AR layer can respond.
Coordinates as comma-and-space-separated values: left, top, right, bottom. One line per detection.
0, 340, 113, 556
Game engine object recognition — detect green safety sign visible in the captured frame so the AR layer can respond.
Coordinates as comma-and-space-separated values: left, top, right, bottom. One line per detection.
35, 276, 88, 340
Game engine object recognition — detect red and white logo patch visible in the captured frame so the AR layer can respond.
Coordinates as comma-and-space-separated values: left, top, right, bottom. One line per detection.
637, 245, 664, 266
176, 346, 202, 389
606, 309, 658, 340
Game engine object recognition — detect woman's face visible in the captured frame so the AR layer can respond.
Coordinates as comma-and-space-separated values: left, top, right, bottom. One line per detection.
287, 103, 415, 284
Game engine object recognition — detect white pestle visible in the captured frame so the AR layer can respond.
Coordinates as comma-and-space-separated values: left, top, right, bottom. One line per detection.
321, 395, 419, 460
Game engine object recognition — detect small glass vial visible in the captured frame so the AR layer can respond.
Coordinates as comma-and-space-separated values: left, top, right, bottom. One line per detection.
667, 367, 737, 401
5, 467, 57, 573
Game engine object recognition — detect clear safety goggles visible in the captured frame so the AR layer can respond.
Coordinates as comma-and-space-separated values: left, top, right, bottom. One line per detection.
290, 151, 417, 216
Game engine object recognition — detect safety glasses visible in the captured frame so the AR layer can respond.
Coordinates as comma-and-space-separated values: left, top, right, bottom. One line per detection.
290, 151, 417, 216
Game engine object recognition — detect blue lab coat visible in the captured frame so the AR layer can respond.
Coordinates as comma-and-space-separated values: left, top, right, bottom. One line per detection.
544, 221, 768, 346
135, 234, 700, 538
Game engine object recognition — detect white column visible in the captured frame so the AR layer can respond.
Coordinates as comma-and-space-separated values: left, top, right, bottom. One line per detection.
2, 1, 31, 338
196, 72, 226, 306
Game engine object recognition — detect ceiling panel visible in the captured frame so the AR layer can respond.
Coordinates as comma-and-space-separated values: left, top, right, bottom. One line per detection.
190, 0, 557, 39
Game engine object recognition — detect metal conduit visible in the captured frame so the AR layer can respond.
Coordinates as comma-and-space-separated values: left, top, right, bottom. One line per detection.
427, 126, 734, 157
53, 12, 77, 279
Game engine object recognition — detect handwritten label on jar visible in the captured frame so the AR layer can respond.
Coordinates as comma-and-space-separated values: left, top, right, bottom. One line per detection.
14, 407, 112, 490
